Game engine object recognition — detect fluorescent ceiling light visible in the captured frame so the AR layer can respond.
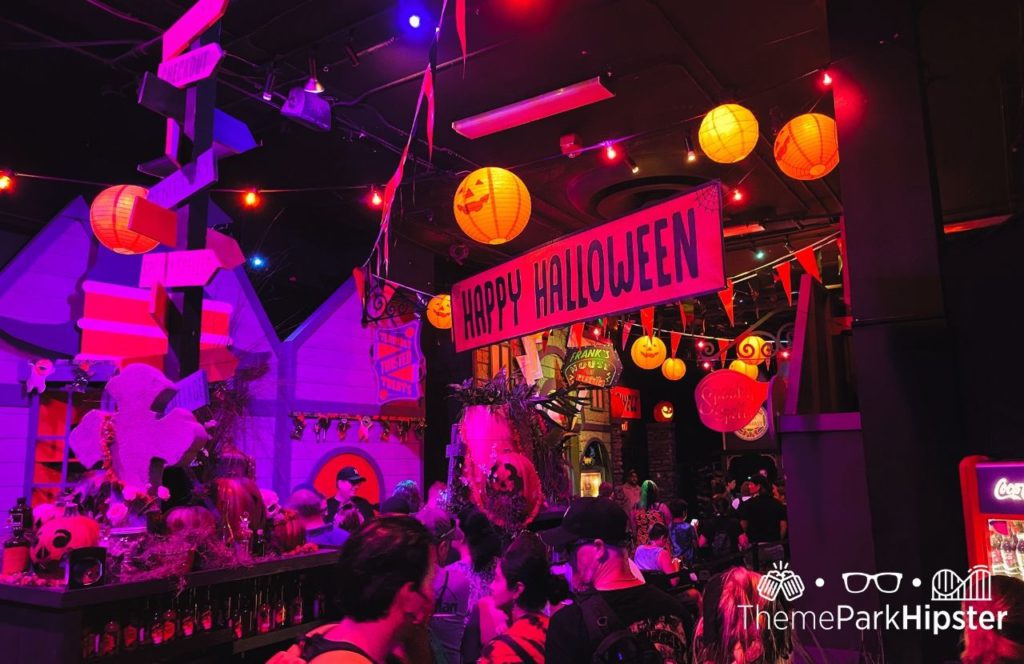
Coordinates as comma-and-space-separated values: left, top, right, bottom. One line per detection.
723, 223, 766, 238
452, 77, 614, 139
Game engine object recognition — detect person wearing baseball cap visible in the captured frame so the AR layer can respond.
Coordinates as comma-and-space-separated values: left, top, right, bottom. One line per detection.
541, 498, 693, 662
326, 466, 375, 524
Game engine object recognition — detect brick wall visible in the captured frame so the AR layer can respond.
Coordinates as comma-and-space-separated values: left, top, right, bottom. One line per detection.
647, 422, 677, 500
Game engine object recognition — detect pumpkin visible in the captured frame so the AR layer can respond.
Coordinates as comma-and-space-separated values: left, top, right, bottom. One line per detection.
653, 401, 675, 422
631, 336, 667, 370
426, 294, 453, 330
213, 477, 266, 539
165, 505, 217, 536
271, 509, 307, 553
661, 357, 687, 381
469, 451, 543, 529
729, 360, 759, 380
31, 515, 100, 574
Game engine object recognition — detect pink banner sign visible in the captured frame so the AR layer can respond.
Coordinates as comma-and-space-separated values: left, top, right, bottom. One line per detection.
451, 182, 724, 352
694, 369, 770, 433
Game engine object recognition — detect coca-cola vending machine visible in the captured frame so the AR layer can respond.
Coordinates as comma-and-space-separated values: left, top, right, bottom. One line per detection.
960, 456, 1024, 577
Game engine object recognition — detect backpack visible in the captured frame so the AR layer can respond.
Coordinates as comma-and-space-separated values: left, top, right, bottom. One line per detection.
578, 592, 665, 664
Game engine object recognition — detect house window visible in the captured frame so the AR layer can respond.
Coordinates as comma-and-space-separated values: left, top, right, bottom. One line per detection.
30, 388, 101, 506
590, 389, 608, 411
473, 342, 514, 383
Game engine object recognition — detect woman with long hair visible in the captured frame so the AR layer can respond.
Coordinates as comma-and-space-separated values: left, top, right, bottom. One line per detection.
962, 574, 1024, 664
632, 480, 673, 546
693, 567, 790, 664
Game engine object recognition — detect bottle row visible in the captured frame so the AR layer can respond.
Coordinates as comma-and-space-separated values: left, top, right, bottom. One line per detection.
82, 573, 330, 659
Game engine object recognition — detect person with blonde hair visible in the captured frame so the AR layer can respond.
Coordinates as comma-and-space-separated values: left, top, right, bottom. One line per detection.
693, 567, 790, 664
962, 574, 1024, 664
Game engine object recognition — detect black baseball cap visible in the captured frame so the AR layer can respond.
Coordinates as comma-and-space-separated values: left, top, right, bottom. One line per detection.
539, 498, 630, 550
336, 466, 366, 484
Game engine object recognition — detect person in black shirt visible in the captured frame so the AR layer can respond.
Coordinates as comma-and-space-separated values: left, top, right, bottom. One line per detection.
540, 498, 692, 663
325, 466, 376, 524
736, 475, 787, 568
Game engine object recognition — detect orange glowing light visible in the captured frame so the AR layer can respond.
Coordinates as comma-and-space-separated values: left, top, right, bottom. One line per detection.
370, 189, 383, 207
243, 190, 261, 208
732, 189, 744, 202
0, 172, 12, 192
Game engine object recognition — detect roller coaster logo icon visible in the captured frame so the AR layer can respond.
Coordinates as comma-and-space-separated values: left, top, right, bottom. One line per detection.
930, 566, 992, 602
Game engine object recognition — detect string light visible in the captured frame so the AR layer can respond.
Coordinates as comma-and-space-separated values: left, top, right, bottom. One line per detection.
242, 189, 261, 208
249, 255, 267, 269
603, 143, 619, 162
369, 188, 383, 208
781, 350, 791, 360
821, 69, 833, 87
0, 171, 13, 192
685, 138, 697, 163
696, 340, 706, 349
702, 361, 712, 370
732, 188, 744, 202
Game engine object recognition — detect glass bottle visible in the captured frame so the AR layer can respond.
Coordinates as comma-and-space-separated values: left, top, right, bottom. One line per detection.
199, 587, 214, 631
2, 520, 30, 575
312, 590, 326, 619
100, 617, 120, 656
122, 608, 140, 652
180, 589, 196, 638
257, 586, 272, 634
253, 528, 267, 558
290, 578, 305, 625
10, 497, 33, 534
237, 512, 253, 552
274, 583, 287, 628
231, 594, 244, 639
162, 596, 178, 642
149, 602, 165, 645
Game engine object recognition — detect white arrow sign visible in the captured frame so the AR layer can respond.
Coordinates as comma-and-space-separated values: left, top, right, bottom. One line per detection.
158, 43, 224, 88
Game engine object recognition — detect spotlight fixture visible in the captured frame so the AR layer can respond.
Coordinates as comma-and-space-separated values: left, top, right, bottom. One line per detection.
242, 189, 261, 208
685, 137, 697, 163
304, 51, 324, 94
261, 65, 276, 102
0, 171, 12, 192
625, 155, 639, 174
249, 255, 267, 269
369, 188, 383, 208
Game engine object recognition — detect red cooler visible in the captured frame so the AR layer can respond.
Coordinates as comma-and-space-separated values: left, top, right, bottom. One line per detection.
960, 455, 1024, 578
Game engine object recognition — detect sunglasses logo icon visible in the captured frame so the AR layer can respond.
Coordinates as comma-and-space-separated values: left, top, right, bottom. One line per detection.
842, 572, 903, 594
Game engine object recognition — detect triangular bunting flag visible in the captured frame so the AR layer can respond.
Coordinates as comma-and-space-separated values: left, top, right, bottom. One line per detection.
717, 279, 735, 326
795, 246, 821, 282
422, 66, 435, 160
568, 322, 584, 348
717, 338, 730, 364
678, 302, 694, 333
670, 331, 682, 358
621, 321, 634, 350
456, 0, 467, 72
640, 307, 655, 338
775, 262, 793, 306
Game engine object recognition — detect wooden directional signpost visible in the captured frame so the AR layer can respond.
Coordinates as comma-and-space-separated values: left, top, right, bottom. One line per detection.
133, 0, 256, 380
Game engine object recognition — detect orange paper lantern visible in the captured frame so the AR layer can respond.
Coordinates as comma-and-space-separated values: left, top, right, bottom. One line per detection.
89, 185, 159, 255
729, 359, 759, 380
773, 113, 839, 180
698, 104, 759, 164
631, 335, 667, 370
661, 357, 687, 381
736, 335, 768, 365
453, 167, 531, 245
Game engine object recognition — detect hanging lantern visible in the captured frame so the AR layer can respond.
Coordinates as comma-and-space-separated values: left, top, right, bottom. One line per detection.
773, 113, 839, 180
89, 185, 160, 255
453, 167, 531, 245
736, 335, 768, 365
653, 401, 675, 422
698, 104, 759, 164
661, 357, 687, 381
729, 359, 759, 380
426, 294, 453, 329
630, 335, 667, 370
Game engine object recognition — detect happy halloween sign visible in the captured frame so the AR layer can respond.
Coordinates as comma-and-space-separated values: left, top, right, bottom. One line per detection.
451, 182, 725, 352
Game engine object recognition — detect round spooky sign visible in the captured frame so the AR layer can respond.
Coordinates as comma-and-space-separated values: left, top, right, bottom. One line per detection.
734, 406, 769, 441
694, 369, 770, 432
561, 343, 623, 388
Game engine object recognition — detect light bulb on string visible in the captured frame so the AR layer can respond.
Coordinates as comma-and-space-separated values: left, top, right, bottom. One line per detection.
0, 171, 13, 192
369, 188, 383, 208
603, 142, 619, 163
702, 361, 712, 370
821, 69, 833, 87
249, 255, 267, 269
685, 138, 697, 163
242, 189, 261, 208
732, 188, 744, 202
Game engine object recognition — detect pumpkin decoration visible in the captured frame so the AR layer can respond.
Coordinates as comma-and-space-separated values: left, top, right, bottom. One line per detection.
426, 294, 453, 329
270, 508, 307, 553
31, 515, 101, 574
661, 357, 687, 381
453, 167, 532, 245
213, 477, 266, 539
653, 401, 675, 422
89, 185, 160, 255
729, 359, 759, 380
469, 451, 543, 529
165, 505, 217, 537
735, 335, 768, 365
631, 335, 667, 370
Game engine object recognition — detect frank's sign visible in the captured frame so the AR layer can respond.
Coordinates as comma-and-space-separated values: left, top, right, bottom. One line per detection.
451, 182, 725, 351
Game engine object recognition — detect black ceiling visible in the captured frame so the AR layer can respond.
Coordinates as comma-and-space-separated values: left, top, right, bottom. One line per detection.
1, 0, 1020, 335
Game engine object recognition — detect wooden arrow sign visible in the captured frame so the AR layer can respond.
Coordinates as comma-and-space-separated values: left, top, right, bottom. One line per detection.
140, 249, 223, 288
128, 196, 178, 247
147, 148, 217, 209
158, 43, 224, 88
163, 0, 229, 60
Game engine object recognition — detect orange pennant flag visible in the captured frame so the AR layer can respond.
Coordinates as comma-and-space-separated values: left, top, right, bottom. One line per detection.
717, 279, 735, 326
775, 262, 793, 305
795, 246, 821, 282
670, 331, 682, 358
621, 321, 634, 350
640, 307, 655, 338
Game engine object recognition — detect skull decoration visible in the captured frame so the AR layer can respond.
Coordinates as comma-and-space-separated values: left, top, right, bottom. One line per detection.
25, 359, 55, 394
290, 414, 306, 440
31, 515, 101, 574
33, 502, 59, 533
337, 417, 350, 440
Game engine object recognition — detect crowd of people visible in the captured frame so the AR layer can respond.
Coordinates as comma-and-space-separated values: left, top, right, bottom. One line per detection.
266, 466, 1024, 663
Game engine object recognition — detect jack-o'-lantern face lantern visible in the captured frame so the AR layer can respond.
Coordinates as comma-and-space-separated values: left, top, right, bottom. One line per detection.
426, 294, 453, 330
456, 177, 491, 215
31, 515, 100, 571
631, 335, 667, 370
654, 401, 675, 422
452, 167, 532, 245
